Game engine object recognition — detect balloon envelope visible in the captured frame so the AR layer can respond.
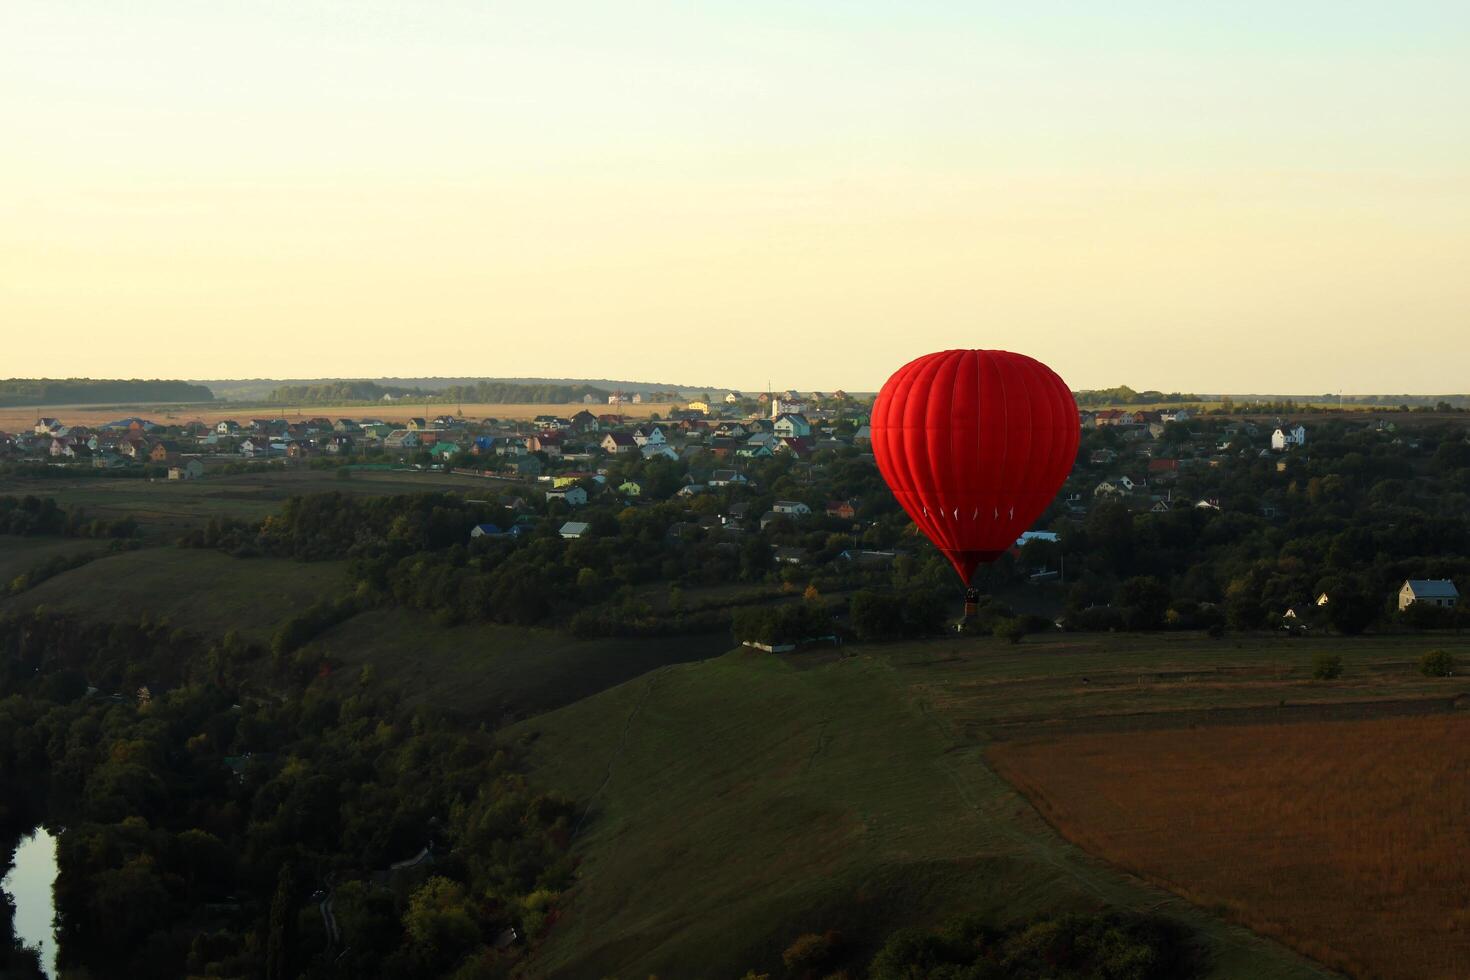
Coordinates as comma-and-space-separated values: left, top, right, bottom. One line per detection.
870, 349, 1079, 585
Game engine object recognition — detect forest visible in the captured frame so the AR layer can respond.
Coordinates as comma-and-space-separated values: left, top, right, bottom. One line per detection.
265, 381, 612, 404
0, 379, 214, 407
0, 611, 575, 979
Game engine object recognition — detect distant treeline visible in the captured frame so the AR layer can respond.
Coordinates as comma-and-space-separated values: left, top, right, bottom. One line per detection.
266, 381, 417, 403
1074, 386, 1201, 407
1077, 385, 1470, 410
0, 379, 213, 407
267, 380, 612, 404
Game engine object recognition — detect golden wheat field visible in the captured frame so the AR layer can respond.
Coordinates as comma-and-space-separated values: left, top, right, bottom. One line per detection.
0, 402, 676, 431
989, 714, 1470, 980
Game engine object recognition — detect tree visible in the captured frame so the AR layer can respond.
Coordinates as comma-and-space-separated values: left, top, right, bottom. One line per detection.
1117, 576, 1170, 631
1312, 653, 1343, 680
994, 618, 1027, 644
1326, 589, 1377, 635
782, 930, 842, 976
265, 860, 299, 980
1419, 649, 1456, 677
404, 876, 482, 966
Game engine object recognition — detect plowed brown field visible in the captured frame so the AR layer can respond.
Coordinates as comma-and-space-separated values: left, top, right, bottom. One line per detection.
989, 714, 1470, 980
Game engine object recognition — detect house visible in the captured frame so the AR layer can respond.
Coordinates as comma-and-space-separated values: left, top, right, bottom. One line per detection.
826, 500, 857, 520
1093, 476, 1136, 497
569, 410, 599, 432
239, 438, 277, 457
601, 432, 636, 454
559, 521, 591, 539
618, 481, 641, 497
526, 432, 563, 453
775, 437, 814, 458
1016, 531, 1060, 547
772, 500, 811, 516
708, 469, 748, 488
547, 486, 588, 507
168, 460, 206, 480
1148, 459, 1180, 478
1090, 449, 1119, 465
286, 442, 314, 460
407, 418, 427, 430
685, 401, 710, 414
324, 434, 354, 455
1315, 592, 1331, 607
470, 523, 503, 539
724, 392, 741, 403
149, 442, 177, 463
839, 549, 897, 568
1398, 579, 1459, 612
215, 420, 241, 434
384, 430, 421, 450
772, 546, 808, 565
1195, 498, 1222, 511
512, 456, 544, 477
773, 413, 812, 439
1271, 424, 1307, 451
429, 442, 460, 460
632, 425, 666, 447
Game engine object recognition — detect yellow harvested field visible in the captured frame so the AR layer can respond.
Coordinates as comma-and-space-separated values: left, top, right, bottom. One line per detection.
0, 402, 676, 430
989, 715, 1470, 980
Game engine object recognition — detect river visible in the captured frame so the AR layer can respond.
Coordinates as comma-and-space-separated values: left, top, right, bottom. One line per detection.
2, 827, 57, 979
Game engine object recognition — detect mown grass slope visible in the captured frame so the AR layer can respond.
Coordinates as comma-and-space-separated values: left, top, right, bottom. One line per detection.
0, 535, 106, 583
2, 546, 347, 642
310, 608, 733, 720
515, 646, 1332, 979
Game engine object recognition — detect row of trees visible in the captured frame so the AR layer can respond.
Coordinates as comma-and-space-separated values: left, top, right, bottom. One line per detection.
0, 495, 138, 539
0, 378, 213, 406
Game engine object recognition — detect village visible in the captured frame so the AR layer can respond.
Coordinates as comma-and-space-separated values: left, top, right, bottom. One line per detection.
4, 396, 1462, 632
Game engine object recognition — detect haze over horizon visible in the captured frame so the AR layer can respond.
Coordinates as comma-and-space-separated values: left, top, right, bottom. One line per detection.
5, 2, 1469, 393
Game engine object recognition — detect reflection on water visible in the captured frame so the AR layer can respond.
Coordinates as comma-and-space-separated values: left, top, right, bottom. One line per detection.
3, 827, 57, 979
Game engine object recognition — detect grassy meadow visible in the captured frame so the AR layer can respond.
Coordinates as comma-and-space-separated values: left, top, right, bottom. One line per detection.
310, 607, 733, 720
1, 467, 533, 539
0, 535, 108, 583
513, 643, 1340, 979
990, 715, 1470, 980
0, 547, 348, 642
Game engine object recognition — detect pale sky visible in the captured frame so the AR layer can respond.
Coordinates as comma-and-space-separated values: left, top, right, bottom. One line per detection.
3, 2, 1468, 393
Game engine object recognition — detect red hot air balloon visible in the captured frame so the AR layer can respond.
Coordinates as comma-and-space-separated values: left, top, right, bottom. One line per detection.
870, 349, 1079, 586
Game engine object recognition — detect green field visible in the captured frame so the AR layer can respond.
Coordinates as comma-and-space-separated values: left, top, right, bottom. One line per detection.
310, 608, 734, 720
1, 546, 348, 642
0, 535, 108, 583
508, 634, 1408, 979
1, 467, 531, 537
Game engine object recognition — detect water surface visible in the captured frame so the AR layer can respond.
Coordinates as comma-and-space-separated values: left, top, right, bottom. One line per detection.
2, 827, 57, 979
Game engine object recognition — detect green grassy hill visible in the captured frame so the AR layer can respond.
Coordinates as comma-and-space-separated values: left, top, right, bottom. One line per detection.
309, 608, 733, 720
512, 644, 1337, 979
2, 547, 347, 642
